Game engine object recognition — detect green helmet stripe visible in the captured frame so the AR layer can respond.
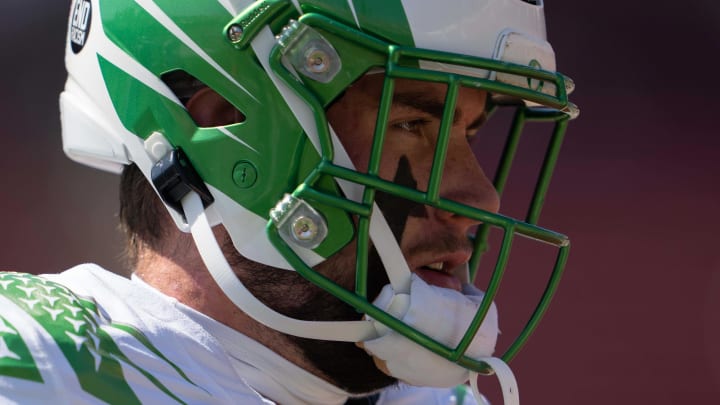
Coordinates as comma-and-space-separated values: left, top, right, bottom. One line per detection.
299, 0, 359, 27
97, 53, 280, 213
98, 52, 353, 259
141, 0, 257, 101
298, 0, 414, 46
349, 0, 414, 46
101, 0, 260, 112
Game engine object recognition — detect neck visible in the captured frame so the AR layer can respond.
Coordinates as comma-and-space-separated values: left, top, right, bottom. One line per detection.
176, 303, 351, 405
133, 244, 332, 388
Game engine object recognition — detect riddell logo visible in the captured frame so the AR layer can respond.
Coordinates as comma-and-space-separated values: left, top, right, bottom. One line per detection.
70, 0, 92, 54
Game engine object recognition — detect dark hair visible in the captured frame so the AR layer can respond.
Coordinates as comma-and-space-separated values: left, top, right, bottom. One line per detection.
118, 163, 171, 267
118, 72, 201, 267
118, 73, 241, 268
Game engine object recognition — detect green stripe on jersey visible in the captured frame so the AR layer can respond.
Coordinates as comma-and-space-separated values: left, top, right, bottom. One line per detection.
0, 314, 43, 383
0, 272, 202, 404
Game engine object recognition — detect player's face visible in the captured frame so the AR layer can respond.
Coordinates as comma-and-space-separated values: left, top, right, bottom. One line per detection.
219, 76, 500, 394
326, 75, 500, 291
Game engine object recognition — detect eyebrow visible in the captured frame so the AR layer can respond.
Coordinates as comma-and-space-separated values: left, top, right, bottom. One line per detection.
392, 91, 487, 129
393, 92, 459, 124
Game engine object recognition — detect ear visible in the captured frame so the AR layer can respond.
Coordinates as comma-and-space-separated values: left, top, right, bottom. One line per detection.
185, 87, 245, 127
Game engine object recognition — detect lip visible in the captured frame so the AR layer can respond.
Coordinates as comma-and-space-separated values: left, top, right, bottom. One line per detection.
410, 250, 472, 292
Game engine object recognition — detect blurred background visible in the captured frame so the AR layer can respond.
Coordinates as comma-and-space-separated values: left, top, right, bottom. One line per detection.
1, 0, 718, 403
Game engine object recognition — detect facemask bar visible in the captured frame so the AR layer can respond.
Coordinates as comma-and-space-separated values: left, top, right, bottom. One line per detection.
470, 107, 571, 363
260, 12, 574, 373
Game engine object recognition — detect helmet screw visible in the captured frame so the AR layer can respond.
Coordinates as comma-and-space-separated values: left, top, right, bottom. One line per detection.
291, 216, 319, 242
227, 24, 243, 43
564, 76, 576, 94
305, 48, 330, 74
232, 161, 258, 189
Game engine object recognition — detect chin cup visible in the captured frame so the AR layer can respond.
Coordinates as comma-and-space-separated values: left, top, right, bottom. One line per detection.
361, 274, 499, 387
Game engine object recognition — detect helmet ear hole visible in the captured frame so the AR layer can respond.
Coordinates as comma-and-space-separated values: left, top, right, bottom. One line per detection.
185, 87, 247, 128
160, 70, 246, 128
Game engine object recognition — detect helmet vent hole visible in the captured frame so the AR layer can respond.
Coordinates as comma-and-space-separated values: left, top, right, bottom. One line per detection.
161, 70, 246, 128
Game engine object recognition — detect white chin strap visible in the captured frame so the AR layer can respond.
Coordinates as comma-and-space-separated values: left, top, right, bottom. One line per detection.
181, 191, 376, 342
471, 359, 519, 405
182, 190, 519, 405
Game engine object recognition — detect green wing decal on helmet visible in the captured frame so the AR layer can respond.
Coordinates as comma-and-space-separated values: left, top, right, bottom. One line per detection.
97, 0, 358, 259
300, 0, 414, 47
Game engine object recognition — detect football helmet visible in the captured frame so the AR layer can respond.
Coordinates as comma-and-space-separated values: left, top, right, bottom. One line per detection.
61, 0, 577, 399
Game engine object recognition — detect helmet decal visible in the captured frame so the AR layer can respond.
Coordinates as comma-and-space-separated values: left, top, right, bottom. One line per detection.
527, 59, 545, 92
101, 0, 256, 103
300, 0, 414, 46
70, 0, 92, 54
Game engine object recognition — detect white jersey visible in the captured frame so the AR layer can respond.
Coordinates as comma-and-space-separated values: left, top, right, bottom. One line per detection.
0, 265, 477, 405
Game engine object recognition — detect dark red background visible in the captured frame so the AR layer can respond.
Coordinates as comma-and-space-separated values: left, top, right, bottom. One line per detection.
2, 1, 718, 403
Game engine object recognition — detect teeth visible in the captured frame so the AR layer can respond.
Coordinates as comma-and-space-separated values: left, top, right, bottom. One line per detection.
426, 262, 444, 271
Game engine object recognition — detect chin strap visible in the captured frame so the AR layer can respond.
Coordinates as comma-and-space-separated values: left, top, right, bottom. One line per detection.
470, 357, 519, 405
184, 190, 519, 404
181, 190, 376, 342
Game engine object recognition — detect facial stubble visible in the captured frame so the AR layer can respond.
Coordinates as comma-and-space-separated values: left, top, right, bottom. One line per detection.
221, 155, 429, 394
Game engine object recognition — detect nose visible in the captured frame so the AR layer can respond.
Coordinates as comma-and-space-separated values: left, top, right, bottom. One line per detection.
430, 138, 500, 230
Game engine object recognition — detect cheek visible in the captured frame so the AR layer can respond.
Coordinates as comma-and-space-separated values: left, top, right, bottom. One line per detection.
328, 111, 377, 172
315, 240, 358, 288
379, 138, 433, 188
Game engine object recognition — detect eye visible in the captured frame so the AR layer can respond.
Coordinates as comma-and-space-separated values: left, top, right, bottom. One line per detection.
392, 119, 431, 136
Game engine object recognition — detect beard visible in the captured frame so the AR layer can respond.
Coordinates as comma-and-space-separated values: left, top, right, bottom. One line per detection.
222, 236, 398, 394
216, 156, 464, 394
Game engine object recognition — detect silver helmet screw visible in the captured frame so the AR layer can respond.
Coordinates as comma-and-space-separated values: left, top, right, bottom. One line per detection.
227, 24, 243, 43
305, 48, 330, 74
564, 76, 576, 94
291, 216, 319, 242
